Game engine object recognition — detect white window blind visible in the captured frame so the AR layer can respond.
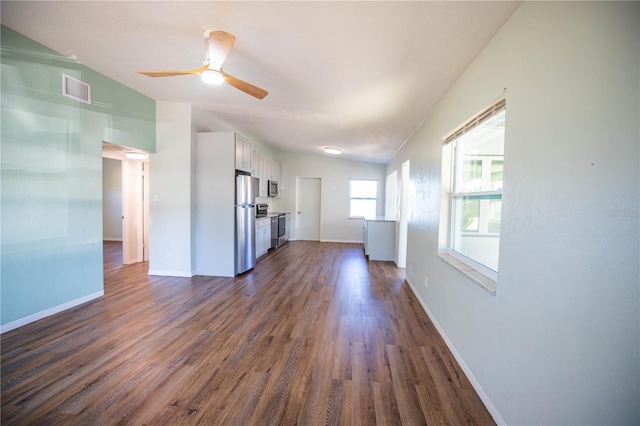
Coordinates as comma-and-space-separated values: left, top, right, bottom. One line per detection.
443, 97, 506, 146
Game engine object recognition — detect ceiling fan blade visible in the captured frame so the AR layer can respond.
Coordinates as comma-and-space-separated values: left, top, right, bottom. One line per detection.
207, 31, 235, 70
222, 71, 268, 99
137, 64, 208, 77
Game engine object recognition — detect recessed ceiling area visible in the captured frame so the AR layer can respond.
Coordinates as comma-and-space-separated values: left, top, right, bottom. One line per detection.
102, 142, 149, 161
1, 1, 521, 164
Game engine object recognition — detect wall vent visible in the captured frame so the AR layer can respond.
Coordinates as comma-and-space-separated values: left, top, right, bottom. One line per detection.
62, 74, 91, 104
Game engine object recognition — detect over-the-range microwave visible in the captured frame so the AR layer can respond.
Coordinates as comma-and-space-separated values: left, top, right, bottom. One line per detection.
268, 180, 279, 197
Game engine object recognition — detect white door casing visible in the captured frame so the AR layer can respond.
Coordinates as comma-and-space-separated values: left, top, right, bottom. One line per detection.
397, 160, 410, 268
121, 158, 142, 264
143, 162, 150, 262
103, 145, 149, 266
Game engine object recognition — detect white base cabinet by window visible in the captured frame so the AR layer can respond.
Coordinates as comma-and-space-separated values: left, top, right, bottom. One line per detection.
256, 217, 271, 258
363, 218, 396, 261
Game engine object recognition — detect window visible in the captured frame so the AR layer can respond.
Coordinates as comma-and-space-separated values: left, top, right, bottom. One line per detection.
349, 179, 378, 218
442, 99, 506, 282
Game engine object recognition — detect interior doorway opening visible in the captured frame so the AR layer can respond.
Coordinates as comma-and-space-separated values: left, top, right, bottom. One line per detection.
102, 142, 150, 267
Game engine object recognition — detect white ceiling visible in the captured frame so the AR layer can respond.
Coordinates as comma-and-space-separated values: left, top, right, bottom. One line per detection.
1, 1, 520, 164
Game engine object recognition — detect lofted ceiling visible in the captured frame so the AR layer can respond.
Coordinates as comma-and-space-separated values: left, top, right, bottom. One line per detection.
1, 1, 520, 164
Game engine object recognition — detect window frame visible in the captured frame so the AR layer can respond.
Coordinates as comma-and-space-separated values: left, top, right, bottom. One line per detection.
441, 98, 506, 285
348, 179, 379, 219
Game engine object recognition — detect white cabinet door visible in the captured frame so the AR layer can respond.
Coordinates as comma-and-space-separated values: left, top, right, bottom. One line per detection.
264, 158, 272, 182
272, 160, 281, 185
235, 134, 252, 173
256, 218, 270, 257
285, 214, 291, 241
259, 156, 267, 197
262, 225, 270, 254
234, 134, 243, 171
251, 149, 260, 177
243, 140, 252, 171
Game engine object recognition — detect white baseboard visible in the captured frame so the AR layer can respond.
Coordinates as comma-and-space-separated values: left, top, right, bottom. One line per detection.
320, 239, 363, 244
405, 277, 506, 426
148, 269, 194, 278
0, 290, 104, 334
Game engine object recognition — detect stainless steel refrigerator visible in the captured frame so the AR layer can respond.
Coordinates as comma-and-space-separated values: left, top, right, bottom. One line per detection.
235, 172, 258, 275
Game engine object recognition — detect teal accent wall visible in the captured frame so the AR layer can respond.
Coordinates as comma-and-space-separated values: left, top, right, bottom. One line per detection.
0, 26, 156, 326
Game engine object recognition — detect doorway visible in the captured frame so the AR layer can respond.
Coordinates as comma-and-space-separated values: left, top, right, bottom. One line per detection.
295, 177, 321, 241
102, 142, 150, 265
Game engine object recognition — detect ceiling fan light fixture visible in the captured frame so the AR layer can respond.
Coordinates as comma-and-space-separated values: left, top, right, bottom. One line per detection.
201, 69, 224, 85
324, 147, 342, 155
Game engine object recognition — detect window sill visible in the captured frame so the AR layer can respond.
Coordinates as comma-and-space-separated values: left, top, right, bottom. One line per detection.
437, 253, 497, 295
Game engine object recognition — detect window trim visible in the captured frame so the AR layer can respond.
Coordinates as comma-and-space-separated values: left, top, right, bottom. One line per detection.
440, 96, 506, 288
348, 179, 378, 219
437, 252, 497, 295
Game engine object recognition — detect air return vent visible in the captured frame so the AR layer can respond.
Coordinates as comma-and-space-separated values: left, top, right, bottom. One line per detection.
62, 74, 91, 104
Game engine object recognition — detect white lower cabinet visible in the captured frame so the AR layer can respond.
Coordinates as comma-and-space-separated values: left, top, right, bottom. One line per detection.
256, 217, 271, 258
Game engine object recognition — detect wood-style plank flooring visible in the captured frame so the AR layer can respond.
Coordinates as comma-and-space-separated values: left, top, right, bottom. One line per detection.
1, 241, 494, 425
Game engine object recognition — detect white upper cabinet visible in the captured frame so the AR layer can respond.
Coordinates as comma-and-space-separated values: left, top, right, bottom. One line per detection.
272, 161, 281, 185
251, 150, 281, 197
235, 133, 252, 173
259, 155, 268, 197
251, 149, 260, 177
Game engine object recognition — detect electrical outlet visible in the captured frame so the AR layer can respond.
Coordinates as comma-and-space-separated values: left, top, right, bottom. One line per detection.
424, 276, 428, 289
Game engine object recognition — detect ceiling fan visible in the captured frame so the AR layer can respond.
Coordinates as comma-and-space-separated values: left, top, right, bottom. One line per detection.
137, 30, 268, 100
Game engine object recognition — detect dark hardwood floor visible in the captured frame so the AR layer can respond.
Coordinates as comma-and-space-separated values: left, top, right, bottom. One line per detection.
1, 240, 494, 425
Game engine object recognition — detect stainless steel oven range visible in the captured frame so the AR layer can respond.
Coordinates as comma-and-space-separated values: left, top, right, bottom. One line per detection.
270, 216, 279, 249
277, 213, 287, 247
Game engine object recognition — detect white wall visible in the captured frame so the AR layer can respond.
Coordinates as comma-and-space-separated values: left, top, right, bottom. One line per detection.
149, 102, 194, 276
102, 158, 122, 241
386, 2, 639, 425
274, 151, 387, 242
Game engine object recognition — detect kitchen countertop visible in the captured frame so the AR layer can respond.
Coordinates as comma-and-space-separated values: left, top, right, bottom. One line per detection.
257, 212, 290, 218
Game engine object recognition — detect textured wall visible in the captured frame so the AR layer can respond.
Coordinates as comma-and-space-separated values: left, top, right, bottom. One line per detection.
387, 2, 639, 424
1, 26, 155, 327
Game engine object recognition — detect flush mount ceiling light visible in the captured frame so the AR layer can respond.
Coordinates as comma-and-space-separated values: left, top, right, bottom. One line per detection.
324, 147, 342, 155
125, 152, 148, 160
201, 69, 224, 85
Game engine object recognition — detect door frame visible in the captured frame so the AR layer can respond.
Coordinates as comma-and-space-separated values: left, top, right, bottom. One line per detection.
397, 160, 410, 268
102, 144, 149, 265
